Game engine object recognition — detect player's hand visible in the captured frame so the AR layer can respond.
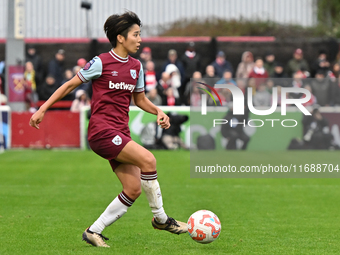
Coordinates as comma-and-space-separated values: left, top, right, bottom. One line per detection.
157, 111, 170, 129
29, 110, 45, 129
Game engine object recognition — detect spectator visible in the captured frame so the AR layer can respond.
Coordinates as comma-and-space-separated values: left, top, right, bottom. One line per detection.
181, 41, 201, 86
26, 45, 43, 86
271, 62, 289, 87
253, 83, 272, 107
190, 81, 203, 107
24, 61, 37, 92
212, 69, 235, 105
39, 74, 59, 100
265, 79, 275, 94
24, 61, 38, 110
220, 103, 250, 150
236, 79, 247, 93
207, 84, 222, 106
162, 49, 185, 84
146, 88, 162, 106
332, 74, 340, 105
263, 51, 276, 77
216, 70, 236, 86
203, 65, 219, 86
271, 62, 288, 78
302, 108, 334, 150
161, 112, 188, 150
301, 84, 317, 107
236, 51, 255, 79
165, 87, 180, 106
286, 48, 310, 77
289, 71, 306, 99
216, 88, 232, 106
77, 58, 87, 68
157, 72, 171, 105
211, 50, 233, 78
48, 49, 65, 86
248, 57, 269, 89
62, 69, 74, 84
0, 90, 7, 105
165, 64, 181, 101
309, 70, 331, 106
327, 73, 340, 106
331, 62, 340, 78
311, 49, 331, 78
73, 65, 81, 76
184, 71, 205, 105
157, 72, 171, 91
70, 89, 91, 112
183, 71, 200, 103
247, 77, 257, 96
144, 60, 157, 92
139, 46, 152, 72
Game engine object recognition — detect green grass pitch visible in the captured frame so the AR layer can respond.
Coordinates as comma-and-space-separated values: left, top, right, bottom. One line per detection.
1, 150, 340, 254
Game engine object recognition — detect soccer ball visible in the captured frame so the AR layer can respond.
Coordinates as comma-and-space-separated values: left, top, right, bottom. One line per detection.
187, 210, 221, 244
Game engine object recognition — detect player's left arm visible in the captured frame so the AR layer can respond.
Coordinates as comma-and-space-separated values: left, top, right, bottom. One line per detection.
133, 92, 170, 129
132, 61, 170, 129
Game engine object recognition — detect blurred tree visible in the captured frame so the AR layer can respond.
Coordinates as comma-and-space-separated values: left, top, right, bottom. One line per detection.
317, 0, 340, 30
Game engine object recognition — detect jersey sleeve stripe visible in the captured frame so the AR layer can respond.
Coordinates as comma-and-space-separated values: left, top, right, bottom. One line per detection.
77, 72, 88, 83
134, 87, 145, 93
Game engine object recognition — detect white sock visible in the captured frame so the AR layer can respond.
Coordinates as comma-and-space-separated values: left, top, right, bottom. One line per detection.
141, 171, 168, 224
89, 191, 134, 234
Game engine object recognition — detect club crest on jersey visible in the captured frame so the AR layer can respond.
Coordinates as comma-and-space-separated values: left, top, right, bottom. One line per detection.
83, 59, 95, 71
130, 69, 137, 79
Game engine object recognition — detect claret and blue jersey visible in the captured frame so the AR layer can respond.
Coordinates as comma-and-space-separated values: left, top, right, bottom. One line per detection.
77, 49, 145, 140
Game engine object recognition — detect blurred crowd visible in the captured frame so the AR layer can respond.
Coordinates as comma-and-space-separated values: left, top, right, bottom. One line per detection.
0, 47, 91, 111
1, 43, 340, 110
186, 45, 340, 108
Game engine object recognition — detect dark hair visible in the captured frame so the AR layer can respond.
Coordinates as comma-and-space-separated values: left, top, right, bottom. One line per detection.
318, 48, 327, 55
104, 11, 142, 48
312, 107, 320, 115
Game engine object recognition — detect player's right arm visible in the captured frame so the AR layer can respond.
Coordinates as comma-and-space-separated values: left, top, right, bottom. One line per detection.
29, 75, 82, 129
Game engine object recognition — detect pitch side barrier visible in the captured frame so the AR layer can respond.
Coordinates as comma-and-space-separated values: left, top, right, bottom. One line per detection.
9, 110, 80, 149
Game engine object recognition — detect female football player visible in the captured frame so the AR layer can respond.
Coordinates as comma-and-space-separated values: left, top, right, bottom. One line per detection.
29, 11, 187, 248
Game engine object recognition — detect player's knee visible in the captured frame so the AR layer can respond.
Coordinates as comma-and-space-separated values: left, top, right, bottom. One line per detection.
125, 187, 142, 200
142, 152, 156, 172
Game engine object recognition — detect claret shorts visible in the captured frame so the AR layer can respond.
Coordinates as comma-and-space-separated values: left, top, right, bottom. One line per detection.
88, 129, 132, 171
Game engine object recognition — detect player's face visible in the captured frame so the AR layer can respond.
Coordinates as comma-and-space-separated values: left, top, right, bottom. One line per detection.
123, 24, 142, 54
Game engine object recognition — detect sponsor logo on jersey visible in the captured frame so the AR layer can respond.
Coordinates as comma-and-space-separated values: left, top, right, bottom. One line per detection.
83, 59, 95, 70
109, 81, 135, 92
111, 71, 118, 76
130, 69, 137, 79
